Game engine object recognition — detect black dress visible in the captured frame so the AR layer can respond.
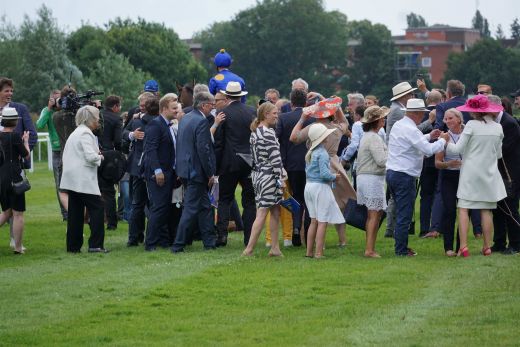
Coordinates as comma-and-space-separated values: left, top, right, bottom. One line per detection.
0, 132, 28, 211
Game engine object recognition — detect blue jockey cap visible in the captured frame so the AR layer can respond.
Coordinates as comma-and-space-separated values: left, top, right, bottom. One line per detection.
214, 49, 232, 68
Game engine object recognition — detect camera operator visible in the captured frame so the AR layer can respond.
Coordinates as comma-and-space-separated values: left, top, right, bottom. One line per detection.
36, 89, 68, 221
98, 95, 123, 230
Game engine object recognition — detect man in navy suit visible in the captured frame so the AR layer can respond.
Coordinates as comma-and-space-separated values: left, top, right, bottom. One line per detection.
172, 92, 217, 252
434, 80, 470, 130
276, 89, 313, 246
143, 94, 179, 251
124, 93, 157, 246
489, 95, 520, 254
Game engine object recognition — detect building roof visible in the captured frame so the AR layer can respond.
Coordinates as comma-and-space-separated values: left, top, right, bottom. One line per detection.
406, 25, 480, 33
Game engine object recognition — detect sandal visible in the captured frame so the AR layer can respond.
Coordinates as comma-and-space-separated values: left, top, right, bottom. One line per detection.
445, 250, 457, 257
481, 247, 492, 256
457, 246, 470, 258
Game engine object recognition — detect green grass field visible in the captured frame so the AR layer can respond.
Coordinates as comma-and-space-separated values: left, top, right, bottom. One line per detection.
1, 162, 519, 346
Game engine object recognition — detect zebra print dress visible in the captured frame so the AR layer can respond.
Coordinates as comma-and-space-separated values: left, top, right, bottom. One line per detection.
250, 126, 284, 208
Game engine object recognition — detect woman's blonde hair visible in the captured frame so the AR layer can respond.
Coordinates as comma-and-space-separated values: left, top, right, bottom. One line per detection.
250, 102, 276, 131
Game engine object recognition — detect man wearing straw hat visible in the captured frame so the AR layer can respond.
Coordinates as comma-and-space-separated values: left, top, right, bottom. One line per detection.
386, 99, 446, 256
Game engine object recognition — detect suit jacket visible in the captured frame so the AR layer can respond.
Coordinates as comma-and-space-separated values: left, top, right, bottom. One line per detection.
435, 96, 471, 130
176, 109, 215, 183
143, 115, 176, 179
498, 112, 520, 189
99, 109, 122, 151
214, 101, 256, 175
275, 107, 313, 171
10, 102, 38, 149
60, 124, 102, 195
125, 114, 156, 177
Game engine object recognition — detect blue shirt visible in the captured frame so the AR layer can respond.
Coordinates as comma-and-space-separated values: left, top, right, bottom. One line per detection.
208, 69, 247, 103
305, 145, 336, 183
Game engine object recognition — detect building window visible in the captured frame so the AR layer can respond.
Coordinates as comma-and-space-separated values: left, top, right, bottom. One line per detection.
422, 57, 432, 67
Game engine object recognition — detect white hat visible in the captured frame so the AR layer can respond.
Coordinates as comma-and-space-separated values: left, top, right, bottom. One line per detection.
405, 98, 429, 112
1, 107, 19, 120
308, 123, 337, 151
220, 81, 248, 97
390, 82, 417, 101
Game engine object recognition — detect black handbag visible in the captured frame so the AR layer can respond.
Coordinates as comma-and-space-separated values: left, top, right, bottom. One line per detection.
343, 198, 386, 231
501, 159, 514, 198
9, 133, 31, 195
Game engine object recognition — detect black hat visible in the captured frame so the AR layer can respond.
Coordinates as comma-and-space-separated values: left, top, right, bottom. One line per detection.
510, 89, 520, 98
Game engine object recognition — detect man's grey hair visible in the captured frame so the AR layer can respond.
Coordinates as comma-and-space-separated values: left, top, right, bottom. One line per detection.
426, 90, 442, 105
75, 105, 99, 127
194, 91, 215, 109
193, 83, 210, 96
348, 93, 365, 107
487, 94, 502, 106
291, 78, 309, 92
264, 88, 280, 99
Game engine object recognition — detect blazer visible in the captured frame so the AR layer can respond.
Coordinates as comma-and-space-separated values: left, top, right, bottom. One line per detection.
214, 101, 256, 175
498, 112, 520, 189
275, 107, 313, 172
434, 96, 471, 130
99, 109, 122, 151
125, 114, 156, 177
176, 109, 215, 183
143, 115, 175, 179
60, 124, 102, 195
446, 115, 506, 202
10, 102, 38, 149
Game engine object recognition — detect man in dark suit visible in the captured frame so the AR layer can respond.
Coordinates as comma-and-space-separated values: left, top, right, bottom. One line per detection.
275, 89, 313, 246
99, 95, 123, 230
143, 94, 179, 251
434, 80, 471, 130
172, 92, 217, 252
124, 94, 158, 246
489, 95, 520, 254
214, 82, 256, 247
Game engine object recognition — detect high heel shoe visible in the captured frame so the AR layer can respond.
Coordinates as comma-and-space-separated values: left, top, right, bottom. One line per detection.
457, 246, 470, 257
481, 247, 492, 256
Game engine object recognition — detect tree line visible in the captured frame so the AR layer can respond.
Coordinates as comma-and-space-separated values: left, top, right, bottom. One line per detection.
1, 1, 519, 113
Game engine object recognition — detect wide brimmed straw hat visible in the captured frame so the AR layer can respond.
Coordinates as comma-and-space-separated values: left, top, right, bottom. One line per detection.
361, 106, 387, 123
456, 94, 503, 113
308, 123, 337, 151
220, 81, 248, 97
405, 98, 429, 112
390, 82, 417, 101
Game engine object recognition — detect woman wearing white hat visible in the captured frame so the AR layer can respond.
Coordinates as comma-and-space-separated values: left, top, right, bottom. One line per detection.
0, 107, 30, 254
304, 123, 344, 258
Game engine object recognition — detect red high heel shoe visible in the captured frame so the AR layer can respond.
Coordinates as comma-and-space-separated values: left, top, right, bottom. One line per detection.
481, 247, 492, 256
457, 246, 470, 257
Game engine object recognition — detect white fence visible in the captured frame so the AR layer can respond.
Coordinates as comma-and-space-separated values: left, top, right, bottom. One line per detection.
30, 132, 53, 173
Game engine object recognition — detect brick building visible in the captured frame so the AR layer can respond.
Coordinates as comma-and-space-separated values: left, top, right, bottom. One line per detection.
394, 25, 481, 85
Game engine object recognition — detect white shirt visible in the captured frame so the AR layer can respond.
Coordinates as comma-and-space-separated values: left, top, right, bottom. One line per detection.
386, 116, 446, 177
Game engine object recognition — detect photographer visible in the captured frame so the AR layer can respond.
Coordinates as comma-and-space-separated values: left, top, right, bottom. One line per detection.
36, 89, 67, 221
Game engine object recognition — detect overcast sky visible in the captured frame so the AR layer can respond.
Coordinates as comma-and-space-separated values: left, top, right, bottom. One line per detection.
2, 0, 519, 39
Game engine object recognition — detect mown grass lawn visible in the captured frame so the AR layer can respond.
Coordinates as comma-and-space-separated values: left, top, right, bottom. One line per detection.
0, 163, 519, 346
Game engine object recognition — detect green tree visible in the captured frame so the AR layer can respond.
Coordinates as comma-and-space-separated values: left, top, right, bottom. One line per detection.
511, 18, 520, 40
443, 38, 520, 96
86, 50, 152, 110
105, 18, 207, 93
344, 20, 396, 102
472, 10, 491, 38
0, 6, 83, 111
495, 24, 505, 40
194, 0, 349, 97
67, 25, 111, 76
406, 13, 427, 28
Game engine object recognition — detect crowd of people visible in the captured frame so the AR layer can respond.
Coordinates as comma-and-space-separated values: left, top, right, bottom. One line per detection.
1, 47, 519, 258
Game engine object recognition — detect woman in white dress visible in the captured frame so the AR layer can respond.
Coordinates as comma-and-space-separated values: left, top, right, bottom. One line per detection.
356, 106, 388, 258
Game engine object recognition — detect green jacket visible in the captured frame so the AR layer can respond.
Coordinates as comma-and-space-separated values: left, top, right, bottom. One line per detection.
36, 107, 61, 151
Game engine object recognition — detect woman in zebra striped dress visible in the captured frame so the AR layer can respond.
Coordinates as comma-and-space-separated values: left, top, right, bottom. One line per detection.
242, 102, 285, 257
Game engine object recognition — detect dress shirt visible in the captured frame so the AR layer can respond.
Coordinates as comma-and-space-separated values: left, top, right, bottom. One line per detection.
386, 116, 446, 177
